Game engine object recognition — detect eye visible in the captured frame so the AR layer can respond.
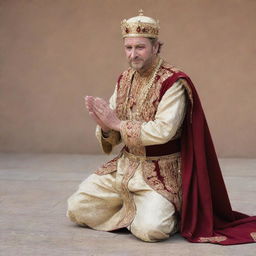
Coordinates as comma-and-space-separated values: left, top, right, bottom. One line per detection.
125, 46, 132, 50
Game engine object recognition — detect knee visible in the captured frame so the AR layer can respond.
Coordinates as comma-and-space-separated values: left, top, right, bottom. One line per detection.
66, 194, 79, 223
66, 193, 88, 226
130, 223, 170, 242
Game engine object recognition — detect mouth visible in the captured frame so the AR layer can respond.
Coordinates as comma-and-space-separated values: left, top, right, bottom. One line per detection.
131, 59, 142, 64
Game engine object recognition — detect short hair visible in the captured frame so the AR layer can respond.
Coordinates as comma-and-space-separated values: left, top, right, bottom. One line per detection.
148, 38, 164, 54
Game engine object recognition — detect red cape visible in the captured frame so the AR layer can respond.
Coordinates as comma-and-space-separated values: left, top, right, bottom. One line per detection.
165, 71, 256, 245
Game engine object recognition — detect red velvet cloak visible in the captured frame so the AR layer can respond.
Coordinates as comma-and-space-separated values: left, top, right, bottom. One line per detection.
164, 71, 256, 245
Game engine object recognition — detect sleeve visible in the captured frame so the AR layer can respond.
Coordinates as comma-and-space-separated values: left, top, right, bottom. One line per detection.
95, 84, 122, 154
120, 79, 186, 147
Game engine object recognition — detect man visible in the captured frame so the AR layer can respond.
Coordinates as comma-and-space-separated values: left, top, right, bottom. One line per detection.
67, 10, 256, 244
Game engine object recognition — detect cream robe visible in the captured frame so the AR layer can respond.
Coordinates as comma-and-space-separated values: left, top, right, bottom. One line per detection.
67, 78, 186, 242
96, 79, 186, 148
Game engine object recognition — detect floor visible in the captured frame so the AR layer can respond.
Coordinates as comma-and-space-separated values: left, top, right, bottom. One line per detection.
0, 153, 255, 256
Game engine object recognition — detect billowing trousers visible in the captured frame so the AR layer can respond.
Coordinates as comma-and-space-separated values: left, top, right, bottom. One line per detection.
67, 161, 178, 242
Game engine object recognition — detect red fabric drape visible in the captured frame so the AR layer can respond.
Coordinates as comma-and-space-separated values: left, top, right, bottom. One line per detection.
164, 72, 256, 245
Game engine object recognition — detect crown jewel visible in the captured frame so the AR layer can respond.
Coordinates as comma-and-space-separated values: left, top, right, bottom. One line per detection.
121, 10, 160, 38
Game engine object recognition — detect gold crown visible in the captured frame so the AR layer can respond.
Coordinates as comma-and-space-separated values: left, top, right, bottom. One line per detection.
121, 10, 160, 38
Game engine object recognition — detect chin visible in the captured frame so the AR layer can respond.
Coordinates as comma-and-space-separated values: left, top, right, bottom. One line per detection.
131, 63, 143, 70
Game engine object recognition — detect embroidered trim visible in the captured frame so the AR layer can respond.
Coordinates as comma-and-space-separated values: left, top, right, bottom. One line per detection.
133, 58, 163, 119
116, 68, 134, 120
198, 236, 227, 243
120, 120, 142, 148
116, 61, 181, 157
114, 160, 139, 228
158, 157, 182, 194
142, 160, 165, 190
250, 232, 256, 241
116, 61, 178, 123
113, 62, 186, 214
142, 156, 182, 211
94, 156, 119, 175
139, 62, 177, 122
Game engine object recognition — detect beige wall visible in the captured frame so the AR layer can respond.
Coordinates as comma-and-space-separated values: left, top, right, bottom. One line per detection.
0, 0, 256, 157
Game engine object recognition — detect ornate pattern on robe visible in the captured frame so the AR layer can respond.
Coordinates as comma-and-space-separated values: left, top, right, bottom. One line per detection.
95, 61, 187, 212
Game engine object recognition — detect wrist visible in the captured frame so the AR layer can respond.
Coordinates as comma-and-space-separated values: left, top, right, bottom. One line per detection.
101, 129, 110, 138
101, 127, 111, 133
114, 121, 122, 132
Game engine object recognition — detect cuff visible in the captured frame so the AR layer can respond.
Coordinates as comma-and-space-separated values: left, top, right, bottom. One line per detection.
120, 120, 142, 148
101, 129, 121, 145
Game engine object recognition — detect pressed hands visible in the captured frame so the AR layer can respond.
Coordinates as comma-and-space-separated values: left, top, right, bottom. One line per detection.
85, 96, 122, 133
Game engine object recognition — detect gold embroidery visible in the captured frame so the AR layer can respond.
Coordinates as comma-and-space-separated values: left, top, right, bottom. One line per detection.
133, 58, 163, 119
88, 62, 188, 232
113, 62, 186, 215
116, 61, 182, 157
116, 62, 185, 160
120, 120, 143, 155
139, 62, 177, 122
94, 156, 119, 175
198, 236, 227, 243
123, 151, 183, 211
119, 58, 163, 121
115, 160, 139, 228
142, 160, 165, 190
116, 68, 134, 120
158, 157, 182, 194
250, 232, 256, 241
116, 60, 178, 123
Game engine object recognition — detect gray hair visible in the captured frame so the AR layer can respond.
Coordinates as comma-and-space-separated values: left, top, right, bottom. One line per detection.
148, 38, 164, 54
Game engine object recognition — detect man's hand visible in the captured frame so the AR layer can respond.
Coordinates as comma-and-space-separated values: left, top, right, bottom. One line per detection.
93, 97, 122, 131
84, 96, 122, 132
84, 96, 110, 132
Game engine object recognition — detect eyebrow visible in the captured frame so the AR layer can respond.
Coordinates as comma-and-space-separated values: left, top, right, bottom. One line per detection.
124, 43, 146, 47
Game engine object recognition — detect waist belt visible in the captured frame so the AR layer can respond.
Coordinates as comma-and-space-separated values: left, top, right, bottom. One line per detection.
123, 149, 180, 162
123, 138, 181, 160
145, 138, 181, 157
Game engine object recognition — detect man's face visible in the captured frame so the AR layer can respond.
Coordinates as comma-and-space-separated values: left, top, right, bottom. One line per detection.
124, 37, 158, 72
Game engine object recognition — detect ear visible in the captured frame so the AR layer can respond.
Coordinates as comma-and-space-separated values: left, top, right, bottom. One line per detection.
152, 42, 159, 55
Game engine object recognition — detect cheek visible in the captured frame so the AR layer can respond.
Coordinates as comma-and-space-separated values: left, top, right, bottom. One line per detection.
139, 49, 147, 58
124, 50, 130, 58
142, 49, 152, 58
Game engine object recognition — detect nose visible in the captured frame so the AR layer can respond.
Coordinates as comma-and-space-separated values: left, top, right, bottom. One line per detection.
130, 48, 137, 59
